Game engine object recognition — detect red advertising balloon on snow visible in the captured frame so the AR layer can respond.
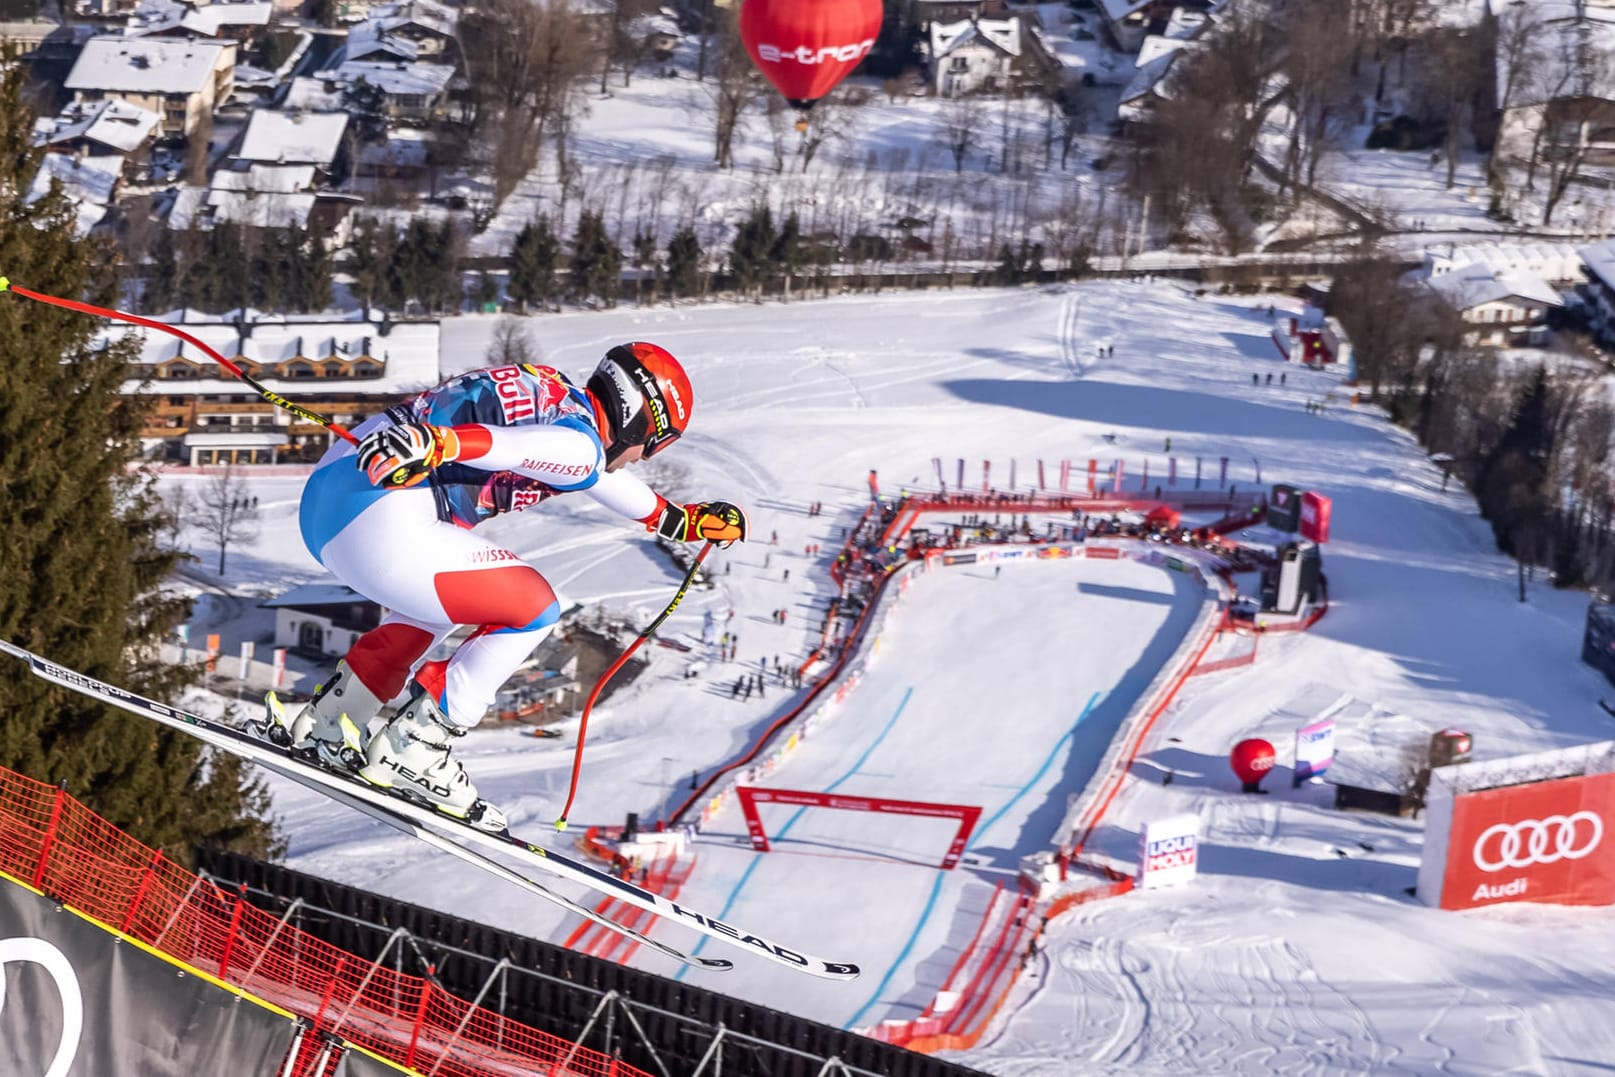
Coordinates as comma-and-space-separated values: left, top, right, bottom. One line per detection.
1230, 738, 1276, 789
740, 0, 884, 110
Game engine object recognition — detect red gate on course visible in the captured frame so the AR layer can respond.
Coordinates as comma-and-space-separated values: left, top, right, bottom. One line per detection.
736, 786, 982, 869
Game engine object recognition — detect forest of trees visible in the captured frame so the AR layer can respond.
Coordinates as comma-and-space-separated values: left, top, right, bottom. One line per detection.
0, 64, 282, 862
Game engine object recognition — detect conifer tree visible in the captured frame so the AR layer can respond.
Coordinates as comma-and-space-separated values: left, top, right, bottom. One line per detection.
1477, 366, 1556, 557
507, 215, 559, 313
570, 209, 621, 307
0, 63, 280, 862
729, 204, 775, 300
144, 226, 180, 313
666, 225, 703, 299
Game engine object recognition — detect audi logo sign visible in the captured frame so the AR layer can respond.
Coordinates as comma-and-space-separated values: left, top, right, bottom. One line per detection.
1431, 770, 1615, 910
1472, 812, 1603, 872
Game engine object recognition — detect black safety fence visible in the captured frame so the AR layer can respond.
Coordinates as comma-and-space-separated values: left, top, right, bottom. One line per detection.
197, 847, 987, 1077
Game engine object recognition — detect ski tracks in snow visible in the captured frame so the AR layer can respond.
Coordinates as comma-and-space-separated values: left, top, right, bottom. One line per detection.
1030, 902, 1385, 1075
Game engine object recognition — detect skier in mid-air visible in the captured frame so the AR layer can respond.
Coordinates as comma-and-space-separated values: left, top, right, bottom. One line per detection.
261, 344, 748, 830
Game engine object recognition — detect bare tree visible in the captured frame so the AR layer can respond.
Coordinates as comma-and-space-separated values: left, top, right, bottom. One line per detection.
158, 483, 193, 552
1485, 2, 1546, 187
1538, 44, 1615, 225
709, 10, 760, 170
462, 0, 598, 207
938, 94, 987, 173
1418, 28, 1488, 190
1125, 8, 1283, 252
194, 467, 261, 576
798, 87, 862, 172
486, 316, 542, 365
1278, 2, 1358, 194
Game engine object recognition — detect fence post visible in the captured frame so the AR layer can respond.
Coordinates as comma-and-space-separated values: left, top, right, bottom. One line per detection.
120, 847, 166, 935
312, 957, 344, 1032
217, 882, 248, 982
404, 967, 434, 1069
31, 782, 68, 890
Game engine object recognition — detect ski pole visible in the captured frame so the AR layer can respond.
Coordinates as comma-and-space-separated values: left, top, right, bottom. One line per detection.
0, 277, 358, 446
555, 542, 714, 832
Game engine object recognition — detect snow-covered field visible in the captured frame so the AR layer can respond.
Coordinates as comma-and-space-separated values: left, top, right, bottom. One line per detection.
162, 281, 1615, 1073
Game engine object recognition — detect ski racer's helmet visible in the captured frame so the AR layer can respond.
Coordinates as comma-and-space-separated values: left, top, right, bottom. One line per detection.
587, 342, 693, 464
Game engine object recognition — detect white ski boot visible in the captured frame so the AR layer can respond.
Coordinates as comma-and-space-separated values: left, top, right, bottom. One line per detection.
256, 661, 378, 772
358, 685, 508, 832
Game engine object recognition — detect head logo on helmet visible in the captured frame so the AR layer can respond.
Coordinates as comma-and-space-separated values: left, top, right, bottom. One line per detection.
587, 342, 693, 463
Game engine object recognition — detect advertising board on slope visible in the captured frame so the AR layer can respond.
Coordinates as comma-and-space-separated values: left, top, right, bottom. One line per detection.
1435, 771, 1615, 910
1137, 814, 1199, 889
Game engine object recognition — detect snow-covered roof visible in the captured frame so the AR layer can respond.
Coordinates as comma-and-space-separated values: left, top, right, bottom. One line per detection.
1097, 0, 1151, 22
30, 150, 122, 205
345, 23, 420, 64
113, 316, 441, 394
1582, 238, 1615, 291
212, 163, 318, 193
323, 59, 455, 96
261, 583, 376, 610
1425, 241, 1587, 284
169, 185, 318, 229
125, 0, 272, 37
358, 128, 430, 170
281, 76, 347, 111
929, 18, 1022, 60
1426, 262, 1563, 310
372, 0, 456, 36
1119, 34, 1190, 106
34, 97, 159, 153
65, 37, 230, 95
236, 110, 350, 166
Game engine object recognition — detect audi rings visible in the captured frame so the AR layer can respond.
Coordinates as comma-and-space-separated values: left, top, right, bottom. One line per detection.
1472, 812, 1604, 872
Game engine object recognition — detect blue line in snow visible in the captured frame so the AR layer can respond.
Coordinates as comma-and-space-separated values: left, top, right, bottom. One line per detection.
842, 689, 1102, 1027
969, 690, 1102, 848
675, 686, 915, 981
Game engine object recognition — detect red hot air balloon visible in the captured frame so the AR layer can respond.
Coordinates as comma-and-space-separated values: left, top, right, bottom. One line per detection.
1229, 738, 1276, 792
740, 0, 884, 112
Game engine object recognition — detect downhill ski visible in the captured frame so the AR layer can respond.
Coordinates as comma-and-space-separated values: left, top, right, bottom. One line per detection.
0, 641, 860, 981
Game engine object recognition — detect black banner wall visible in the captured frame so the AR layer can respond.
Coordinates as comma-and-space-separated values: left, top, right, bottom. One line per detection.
0, 876, 299, 1077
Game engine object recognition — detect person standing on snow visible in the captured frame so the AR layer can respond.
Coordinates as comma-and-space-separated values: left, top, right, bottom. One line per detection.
260, 343, 747, 831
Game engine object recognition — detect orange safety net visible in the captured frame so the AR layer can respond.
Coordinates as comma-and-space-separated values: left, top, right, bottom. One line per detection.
0, 764, 650, 1077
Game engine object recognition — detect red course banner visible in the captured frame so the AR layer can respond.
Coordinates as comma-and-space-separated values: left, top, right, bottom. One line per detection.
1441, 771, 1615, 910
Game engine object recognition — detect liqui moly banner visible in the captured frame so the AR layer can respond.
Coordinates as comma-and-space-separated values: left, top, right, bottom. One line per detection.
1138, 814, 1199, 889
238, 641, 254, 682
1293, 716, 1335, 786
933, 456, 944, 490
957, 458, 965, 490
1059, 459, 1071, 492
982, 460, 990, 493
1087, 459, 1097, 495
1421, 770, 1615, 910
1009, 459, 1017, 490
1037, 459, 1046, 490
272, 646, 287, 689
1168, 457, 1177, 486
1112, 460, 1124, 493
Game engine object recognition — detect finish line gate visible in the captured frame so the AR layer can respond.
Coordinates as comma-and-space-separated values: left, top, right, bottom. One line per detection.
736, 786, 982, 869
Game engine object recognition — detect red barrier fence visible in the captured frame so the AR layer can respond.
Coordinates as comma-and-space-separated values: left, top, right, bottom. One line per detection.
0, 763, 650, 1077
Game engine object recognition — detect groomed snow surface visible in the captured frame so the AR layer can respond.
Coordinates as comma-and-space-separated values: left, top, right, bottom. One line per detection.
162, 282, 1615, 1074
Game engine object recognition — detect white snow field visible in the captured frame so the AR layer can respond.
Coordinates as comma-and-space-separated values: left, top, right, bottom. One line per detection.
157, 281, 1615, 1074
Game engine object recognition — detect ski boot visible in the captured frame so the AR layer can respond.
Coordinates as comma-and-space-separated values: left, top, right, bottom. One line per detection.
358, 683, 508, 833
254, 661, 378, 772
